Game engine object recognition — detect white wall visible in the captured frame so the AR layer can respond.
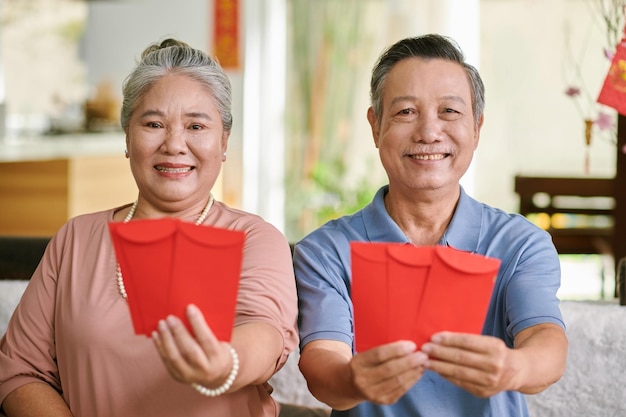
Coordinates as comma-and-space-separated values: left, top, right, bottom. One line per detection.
81, 0, 242, 206
81, 0, 209, 101
477, 0, 617, 212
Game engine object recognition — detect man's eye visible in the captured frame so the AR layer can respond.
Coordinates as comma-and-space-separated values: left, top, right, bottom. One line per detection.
147, 122, 161, 128
190, 124, 203, 130
398, 108, 413, 115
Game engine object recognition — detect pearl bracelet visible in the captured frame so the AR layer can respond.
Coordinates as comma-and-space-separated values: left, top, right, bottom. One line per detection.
191, 347, 239, 397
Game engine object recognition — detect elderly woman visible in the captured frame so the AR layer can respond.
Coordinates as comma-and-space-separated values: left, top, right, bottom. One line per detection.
0, 38, 298, 417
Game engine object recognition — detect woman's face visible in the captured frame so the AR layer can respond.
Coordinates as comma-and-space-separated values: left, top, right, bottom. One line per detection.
126, 73, 228, 213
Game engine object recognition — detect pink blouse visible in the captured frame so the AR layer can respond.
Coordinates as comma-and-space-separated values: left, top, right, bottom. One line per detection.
0, 201, 298, 416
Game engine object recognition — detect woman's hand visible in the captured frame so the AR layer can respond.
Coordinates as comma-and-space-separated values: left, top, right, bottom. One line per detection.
152, 304, 234, 390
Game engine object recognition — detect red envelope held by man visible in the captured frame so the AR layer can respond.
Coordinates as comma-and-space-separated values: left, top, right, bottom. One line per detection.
351, 242, 500, 352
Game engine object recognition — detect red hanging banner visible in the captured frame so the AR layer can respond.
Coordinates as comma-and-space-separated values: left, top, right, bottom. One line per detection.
213, 0, 240, 70
597, 23, 626, 115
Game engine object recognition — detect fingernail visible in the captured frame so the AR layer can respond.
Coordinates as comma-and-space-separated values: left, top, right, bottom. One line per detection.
401, 341, 417, 352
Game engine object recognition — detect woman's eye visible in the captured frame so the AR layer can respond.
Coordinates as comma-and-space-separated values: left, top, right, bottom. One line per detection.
190, 124, 203, 130
398, 108, 413, 115
147, 122, 161, 128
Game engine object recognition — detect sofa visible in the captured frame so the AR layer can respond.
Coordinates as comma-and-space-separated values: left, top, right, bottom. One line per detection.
2, 236, 626, 416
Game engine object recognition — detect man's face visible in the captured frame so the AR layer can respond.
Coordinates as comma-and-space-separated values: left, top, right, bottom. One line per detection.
367, 57, 482, 195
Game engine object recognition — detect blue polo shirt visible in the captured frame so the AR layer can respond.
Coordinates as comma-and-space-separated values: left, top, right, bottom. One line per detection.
293, 185, 565, 417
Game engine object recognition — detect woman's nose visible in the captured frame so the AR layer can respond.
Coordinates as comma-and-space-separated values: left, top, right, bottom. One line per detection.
161, 127, 187, 154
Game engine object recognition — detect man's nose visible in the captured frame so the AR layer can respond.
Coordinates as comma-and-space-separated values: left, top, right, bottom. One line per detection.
414, 115, 443, 143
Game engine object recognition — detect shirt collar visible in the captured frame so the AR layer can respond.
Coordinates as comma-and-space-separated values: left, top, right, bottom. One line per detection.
362, 185, 483, 252
440, 187, 482, 253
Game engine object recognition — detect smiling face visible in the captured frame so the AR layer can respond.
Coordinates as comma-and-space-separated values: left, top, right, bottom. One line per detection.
367, 57, 483, 196
126, 73, 228, 212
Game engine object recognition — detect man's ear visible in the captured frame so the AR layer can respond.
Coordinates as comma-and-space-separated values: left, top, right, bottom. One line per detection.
367, 107, 380, 148
473, 114, 484, 150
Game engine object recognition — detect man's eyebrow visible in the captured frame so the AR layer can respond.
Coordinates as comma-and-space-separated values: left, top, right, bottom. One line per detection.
390, 95, 417, 107
389, 95, 468, 106
441, 94, 467, 105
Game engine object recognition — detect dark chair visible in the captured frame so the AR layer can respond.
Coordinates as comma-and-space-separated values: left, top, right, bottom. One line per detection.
0, 236, 51, 280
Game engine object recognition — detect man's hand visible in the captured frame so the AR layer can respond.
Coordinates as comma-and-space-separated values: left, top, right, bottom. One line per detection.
299, 339, 428, 410
350, 341, 429, 405
422, 332, 517, 397
422, 324, 567, 397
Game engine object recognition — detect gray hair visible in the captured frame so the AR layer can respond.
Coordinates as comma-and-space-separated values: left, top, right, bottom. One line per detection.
120, 38, 232, 132
370, 34, 485, 128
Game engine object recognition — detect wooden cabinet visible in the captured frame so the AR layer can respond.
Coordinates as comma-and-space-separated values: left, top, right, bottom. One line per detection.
0, 133, 224, 237
0, 155, 137, 236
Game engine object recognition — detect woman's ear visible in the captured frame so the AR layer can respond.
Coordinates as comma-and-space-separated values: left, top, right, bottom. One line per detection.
221, 131, 230, 161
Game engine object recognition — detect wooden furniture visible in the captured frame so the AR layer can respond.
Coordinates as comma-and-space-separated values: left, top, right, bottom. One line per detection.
514, 174, 626, 302
514, 176, 615, 256
0, 156, 137, 236
0, 134, 137, 236
0, 133, 225, 237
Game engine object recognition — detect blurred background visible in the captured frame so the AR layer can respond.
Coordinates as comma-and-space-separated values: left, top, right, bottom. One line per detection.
0, 0, 622, 299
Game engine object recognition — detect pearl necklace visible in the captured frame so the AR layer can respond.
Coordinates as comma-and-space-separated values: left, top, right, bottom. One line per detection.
115, 194, 215, 299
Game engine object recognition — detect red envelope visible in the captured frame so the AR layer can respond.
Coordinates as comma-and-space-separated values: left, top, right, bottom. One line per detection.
415, 246, 499, 348
351, 242, 390, 352
109, 218, 244, 339
108, 218, 178, 335
597, 24, 626, 115
171, 222, 244, 341
386, 245, 432, 345
351, 242, 500, 352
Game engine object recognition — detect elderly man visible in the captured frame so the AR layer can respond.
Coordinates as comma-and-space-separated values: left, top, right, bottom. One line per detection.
293, 34, 567, 417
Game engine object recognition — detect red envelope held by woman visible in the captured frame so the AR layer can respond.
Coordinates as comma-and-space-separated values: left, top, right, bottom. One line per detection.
109, 218, 244, 340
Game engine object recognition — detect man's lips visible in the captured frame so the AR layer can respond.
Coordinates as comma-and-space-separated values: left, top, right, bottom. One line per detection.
407, 153, 448, 160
